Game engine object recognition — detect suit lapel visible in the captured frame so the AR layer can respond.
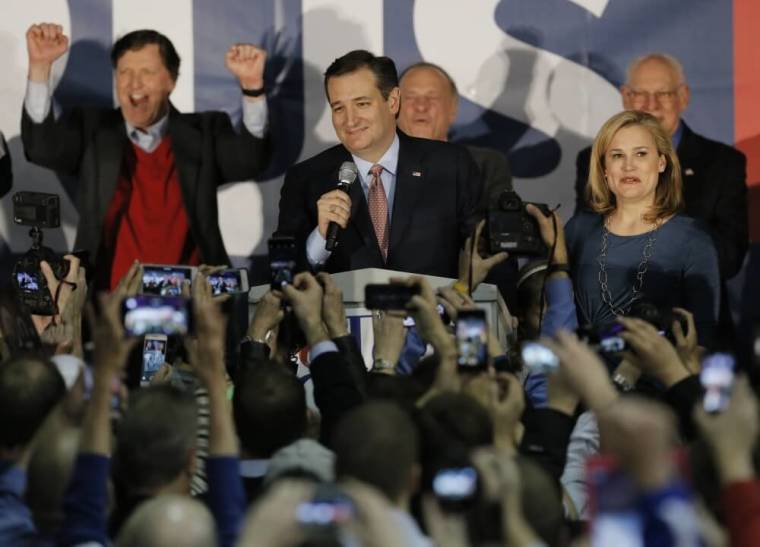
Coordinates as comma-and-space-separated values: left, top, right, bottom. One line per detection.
167, 107, 202, 222
676, 122, 700, 182
96, 114, 128, 221
389, 135, 425, 254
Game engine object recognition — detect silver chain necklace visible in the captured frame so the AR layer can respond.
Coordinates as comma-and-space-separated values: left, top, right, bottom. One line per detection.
597, 216, 662, 317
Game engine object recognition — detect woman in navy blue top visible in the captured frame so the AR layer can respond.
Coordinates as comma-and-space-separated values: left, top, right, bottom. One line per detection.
566, 111, 719, 346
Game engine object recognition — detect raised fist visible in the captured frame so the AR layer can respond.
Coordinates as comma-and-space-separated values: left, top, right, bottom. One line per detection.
224, 43, 266, 91
27, 23, 69, 80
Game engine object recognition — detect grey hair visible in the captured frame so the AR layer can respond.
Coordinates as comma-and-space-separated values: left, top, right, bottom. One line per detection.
626, 53, 686, 86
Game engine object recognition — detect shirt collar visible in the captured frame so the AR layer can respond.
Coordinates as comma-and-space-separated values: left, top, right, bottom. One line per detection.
671, 120, 684, 149
352, 134, 400, 182
125, 112, 170, 148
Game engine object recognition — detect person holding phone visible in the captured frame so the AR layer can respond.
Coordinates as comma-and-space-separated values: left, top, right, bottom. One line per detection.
22, 23, 271, 290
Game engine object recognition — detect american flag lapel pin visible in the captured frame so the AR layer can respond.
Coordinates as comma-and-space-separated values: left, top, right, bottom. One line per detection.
412, 171, 422, 177
684, 168, 694, 176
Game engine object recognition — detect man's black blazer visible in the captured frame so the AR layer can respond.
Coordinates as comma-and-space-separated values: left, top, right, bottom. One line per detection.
21, 104, 270, 267
277, 131, 482, 278
0, 133, 11, 199
574, 122, 748, 279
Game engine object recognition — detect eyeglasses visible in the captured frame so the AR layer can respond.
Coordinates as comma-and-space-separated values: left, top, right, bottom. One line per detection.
625, 88, 679, 105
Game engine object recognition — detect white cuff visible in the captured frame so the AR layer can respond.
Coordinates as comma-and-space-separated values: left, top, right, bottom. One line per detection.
25, 79, 53, 123
306, 226, 332, 266
241, 97, 268, 138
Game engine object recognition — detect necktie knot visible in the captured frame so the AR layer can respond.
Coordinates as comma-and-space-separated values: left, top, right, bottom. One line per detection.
370, 164, 384, 180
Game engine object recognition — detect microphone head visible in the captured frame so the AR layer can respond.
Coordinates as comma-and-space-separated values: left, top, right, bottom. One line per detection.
338, 161, 359, 185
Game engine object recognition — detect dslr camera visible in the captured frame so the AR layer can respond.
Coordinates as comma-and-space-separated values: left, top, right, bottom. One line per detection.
487, 190, 550, 256
11, 192, 71, 315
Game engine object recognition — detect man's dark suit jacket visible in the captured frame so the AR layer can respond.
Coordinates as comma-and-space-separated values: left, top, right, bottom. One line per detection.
574, 122, 748, 279
0, 133, 11, 199
277, 131, 482, 278
466, 144, 513, 210
21, 105, 270, 267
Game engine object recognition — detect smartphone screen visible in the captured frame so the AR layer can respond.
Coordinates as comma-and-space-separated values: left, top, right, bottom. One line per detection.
268, 237, 297, 291
456, 309, 487, 373
122, 296, 191, 337
141, 334, 168, 384
207, 268, 249, 295
700, 353, 735, 413
521, 341, 559, 374
142, 265, 195, 296
433, 466, 478, 512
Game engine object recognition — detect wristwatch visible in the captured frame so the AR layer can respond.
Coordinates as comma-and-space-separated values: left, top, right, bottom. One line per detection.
612, 372, 635, 393
241, 86, 265, 97
372, 358, 396, 374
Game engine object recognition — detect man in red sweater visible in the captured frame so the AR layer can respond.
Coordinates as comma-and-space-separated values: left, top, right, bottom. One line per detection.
22, 23, 271, 288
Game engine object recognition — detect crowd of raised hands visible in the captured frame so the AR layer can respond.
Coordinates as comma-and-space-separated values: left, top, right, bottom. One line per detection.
0, 216, 758, 547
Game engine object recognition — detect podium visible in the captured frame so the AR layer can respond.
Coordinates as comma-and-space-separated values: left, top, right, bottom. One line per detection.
248, 268, 513, 365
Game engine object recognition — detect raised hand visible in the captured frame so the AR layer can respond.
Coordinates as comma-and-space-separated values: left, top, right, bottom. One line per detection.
694, 376, 759, 485
26, 23, 69, 82
541, 329, 618, 412
282, 272, 329, 346
317, 272, 348, 338
525, 204, 568, 265
225, 43, 266, 91
617, 316, 690, 388
457, 219, 508, 291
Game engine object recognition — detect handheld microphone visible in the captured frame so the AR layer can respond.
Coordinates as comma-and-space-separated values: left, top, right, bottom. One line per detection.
325, 161, 359, 251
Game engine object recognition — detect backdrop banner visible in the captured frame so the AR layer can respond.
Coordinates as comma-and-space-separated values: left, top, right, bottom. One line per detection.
1, 0, 758, 324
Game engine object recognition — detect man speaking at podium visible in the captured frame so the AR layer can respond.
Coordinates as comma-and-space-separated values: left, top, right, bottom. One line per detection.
276, 50, 482, 278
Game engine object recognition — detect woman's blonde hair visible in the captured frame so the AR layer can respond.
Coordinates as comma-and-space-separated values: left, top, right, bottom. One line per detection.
586, 110, 683, 221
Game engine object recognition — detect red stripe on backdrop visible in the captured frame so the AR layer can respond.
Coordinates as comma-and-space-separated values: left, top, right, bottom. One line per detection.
734, 0, 760, 241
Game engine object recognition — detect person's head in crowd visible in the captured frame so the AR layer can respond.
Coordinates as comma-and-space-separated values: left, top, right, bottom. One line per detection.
332, 401, 420, 508
233, 361, 307, 459
422, 391, 494, 448
366, 372, 428, 411
621, 53, 689, 137
26, 425, 80, 535
323, 49, 401, 162
110, 29, 180, 130
516, 260, 549, 341
587, 110, 683, 221
397, 62, 458, 141
514, 456, 565, 546
263, 438, 335, 487
115, 495, 217, 547
113, 385, 197, 499
0, 354, 65, 461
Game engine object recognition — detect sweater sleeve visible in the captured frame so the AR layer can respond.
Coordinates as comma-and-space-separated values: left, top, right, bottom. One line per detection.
720, 479, 760, 547
682, 225, 720, 348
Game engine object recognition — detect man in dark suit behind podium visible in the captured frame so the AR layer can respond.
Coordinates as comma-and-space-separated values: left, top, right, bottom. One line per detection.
277, 50, 482, 278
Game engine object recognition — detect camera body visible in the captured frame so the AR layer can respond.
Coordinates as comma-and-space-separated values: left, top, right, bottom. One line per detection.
487, 190, 550, 256
11, 192, 70, 315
